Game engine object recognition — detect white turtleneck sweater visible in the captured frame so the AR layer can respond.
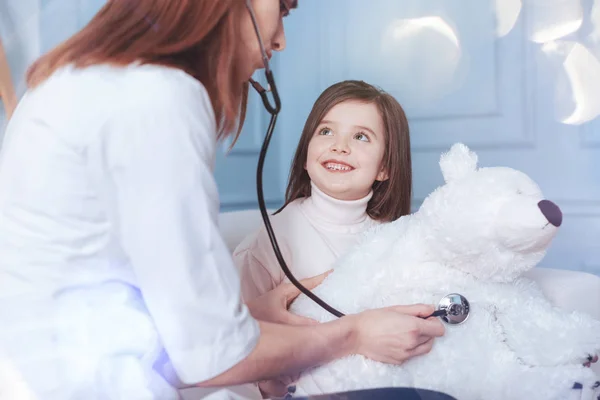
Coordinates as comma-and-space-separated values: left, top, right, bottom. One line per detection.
233, 182, 380, 302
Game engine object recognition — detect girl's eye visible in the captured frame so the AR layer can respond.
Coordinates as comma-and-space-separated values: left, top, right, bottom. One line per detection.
319, 127, 333, 136
355, 132, 370, 142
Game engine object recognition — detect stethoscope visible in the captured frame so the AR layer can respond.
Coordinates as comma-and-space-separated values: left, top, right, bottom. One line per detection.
244, 1, 470, 325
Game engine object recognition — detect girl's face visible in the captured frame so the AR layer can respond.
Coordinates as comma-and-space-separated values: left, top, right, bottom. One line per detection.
305, 100, 389, 201
238, 0, 290, 80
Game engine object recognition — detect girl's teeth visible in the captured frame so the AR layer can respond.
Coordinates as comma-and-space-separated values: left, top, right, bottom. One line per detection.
325, 163, 352, 171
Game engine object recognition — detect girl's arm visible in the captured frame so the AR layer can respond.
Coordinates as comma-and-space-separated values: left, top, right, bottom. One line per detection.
0, 38, 17, 120
234, 246, 278, 302
234, 237, 321, 326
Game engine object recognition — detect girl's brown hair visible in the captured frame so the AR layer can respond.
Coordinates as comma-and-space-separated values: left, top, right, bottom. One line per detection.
278, 80, 412, 222
26, 0, 298, 139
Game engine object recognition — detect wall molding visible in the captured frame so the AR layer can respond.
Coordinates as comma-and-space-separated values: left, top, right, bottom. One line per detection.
318, 1, 536, 152
219, 196, 283, 212
554, 199, 600, 217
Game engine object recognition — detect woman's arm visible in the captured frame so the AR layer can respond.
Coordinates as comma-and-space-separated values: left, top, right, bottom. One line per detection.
95, 77, 266, 385
199, 317, 355, 387
197, 279, 445, 387
0, 38, 17, 119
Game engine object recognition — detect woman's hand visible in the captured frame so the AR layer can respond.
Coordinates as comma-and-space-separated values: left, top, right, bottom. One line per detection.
347, 304, 446, 364
245, 270, 332, 326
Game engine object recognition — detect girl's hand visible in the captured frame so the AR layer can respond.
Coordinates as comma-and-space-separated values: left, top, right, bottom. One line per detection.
347, 304, 446, 364
245, 270, 332, 326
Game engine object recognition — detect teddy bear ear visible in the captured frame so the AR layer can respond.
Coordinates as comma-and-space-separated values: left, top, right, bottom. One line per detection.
439, 143, 478, 183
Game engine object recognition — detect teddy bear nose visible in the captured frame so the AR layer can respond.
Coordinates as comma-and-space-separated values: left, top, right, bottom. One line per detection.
538, 200, 562, 227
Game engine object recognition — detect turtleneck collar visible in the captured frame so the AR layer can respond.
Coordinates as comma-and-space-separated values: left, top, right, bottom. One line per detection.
299, 181, 373, 230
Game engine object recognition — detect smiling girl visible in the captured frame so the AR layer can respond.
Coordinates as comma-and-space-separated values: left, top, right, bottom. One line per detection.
234, 79, 412, 303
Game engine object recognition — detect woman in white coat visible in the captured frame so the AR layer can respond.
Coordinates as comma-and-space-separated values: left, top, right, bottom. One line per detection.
0, 1, 445, 399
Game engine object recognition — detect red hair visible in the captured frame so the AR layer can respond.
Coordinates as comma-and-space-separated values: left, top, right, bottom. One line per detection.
27, 0, 252, 138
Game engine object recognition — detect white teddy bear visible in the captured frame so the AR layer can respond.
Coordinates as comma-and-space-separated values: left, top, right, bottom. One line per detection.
289, 143, 600, 400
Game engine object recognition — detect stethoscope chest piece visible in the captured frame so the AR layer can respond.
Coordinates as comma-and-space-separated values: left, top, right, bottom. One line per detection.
437, 293, 470, 325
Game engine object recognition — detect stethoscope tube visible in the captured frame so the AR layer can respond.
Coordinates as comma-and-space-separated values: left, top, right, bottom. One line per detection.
245, 0, 345, 318
254, 91, 346, 319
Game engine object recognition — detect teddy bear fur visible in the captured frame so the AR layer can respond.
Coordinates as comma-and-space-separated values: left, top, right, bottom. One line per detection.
289, 143, 600, 400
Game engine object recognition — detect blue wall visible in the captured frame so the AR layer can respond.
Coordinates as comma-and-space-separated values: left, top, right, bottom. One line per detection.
1, 0, 599, 276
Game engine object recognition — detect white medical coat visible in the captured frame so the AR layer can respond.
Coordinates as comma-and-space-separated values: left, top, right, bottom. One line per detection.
0, 62, 260, 399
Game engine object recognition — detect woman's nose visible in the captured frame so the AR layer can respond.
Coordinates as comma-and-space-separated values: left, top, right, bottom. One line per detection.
272, 21, 286, 52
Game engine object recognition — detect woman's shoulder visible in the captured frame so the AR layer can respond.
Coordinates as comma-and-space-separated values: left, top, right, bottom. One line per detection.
95, 64, 217, 146
114, 64, 213, 115
43, 63, 212, 117
126, 64, 207, 96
